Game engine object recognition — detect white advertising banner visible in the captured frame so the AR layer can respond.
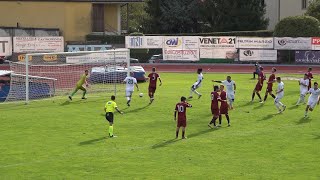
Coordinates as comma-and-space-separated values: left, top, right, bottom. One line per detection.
164, 36, 183, 49
199, 36, 236, 49
312, 37, 320, 50
163, 49, 199, 61
0, 37, 12, 56
274, 37, 312, 50
182, 36, 199, 49
200, 48, 237, 59
125, 36, 163, 49
237, 37, 274, 49
13, 36, 64, 53
66, 52, 128, 64
239, 49, 277, 61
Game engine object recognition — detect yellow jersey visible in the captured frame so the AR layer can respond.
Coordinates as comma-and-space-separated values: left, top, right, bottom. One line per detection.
105, 100, 117, 113
76, 74, 87, 87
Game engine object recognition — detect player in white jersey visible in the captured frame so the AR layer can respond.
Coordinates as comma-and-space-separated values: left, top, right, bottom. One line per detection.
274, 77, 286, 113
189, 68, 203, 99
123, 72, 139, 106
212, 76, 236, 109
296, 74, 309, 105
304, 82, 320, 118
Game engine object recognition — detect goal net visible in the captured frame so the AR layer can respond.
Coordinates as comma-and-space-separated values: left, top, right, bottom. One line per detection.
6, 49, 130, 103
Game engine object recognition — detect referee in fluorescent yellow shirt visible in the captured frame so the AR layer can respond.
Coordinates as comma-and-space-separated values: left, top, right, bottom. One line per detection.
69, 70, 89, 101
104, 95, 123, 138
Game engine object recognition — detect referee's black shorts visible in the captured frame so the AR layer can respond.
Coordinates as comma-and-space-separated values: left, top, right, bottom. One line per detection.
105, 112, 114, 123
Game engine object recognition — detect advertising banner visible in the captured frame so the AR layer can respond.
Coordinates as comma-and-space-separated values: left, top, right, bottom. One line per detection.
0, 37, 12, 56
200, 48, 237, 59
125, 36, 163, 49
66, 52, 128, 64
199, 36, 236, 49
163, 49, 199, 61
239, 49, 277, 61
182, 36, 199, 49
13, 36, 64, 53
295, 50, 320, 64
312, 37, 320, 50
274, 37, 311, 50
237, 37, 273, 49
67, 45, 112, 52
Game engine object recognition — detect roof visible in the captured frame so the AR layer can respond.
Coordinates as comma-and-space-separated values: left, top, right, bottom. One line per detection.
0, 0, 143, 2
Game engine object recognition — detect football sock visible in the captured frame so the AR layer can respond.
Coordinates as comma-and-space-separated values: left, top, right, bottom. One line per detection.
229, 100, 233, 108
257, 93, 262, 100
279, 102, 284, 107
264, 94, 268, 101
275, 103, 281, 111
190, 89, 194, 96
218, 115, 222, 124
296, 97, 301, 104
251, 93, 255, 101
301, 95, 305, 103
271, 94, 276, 99
176, 130, 179, 138
82, 90, 87, 98
126, 97, 130, 101
182, 130, 185, 138
109, 126, 113, 137
194, 90, 200, 96
71, 89, 78, 96
226, 115, 230, 124
305, 111, 308, 116
210, 117, 217, 126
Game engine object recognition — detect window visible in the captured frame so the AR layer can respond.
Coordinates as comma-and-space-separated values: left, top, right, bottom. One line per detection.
302, 0, 307, 9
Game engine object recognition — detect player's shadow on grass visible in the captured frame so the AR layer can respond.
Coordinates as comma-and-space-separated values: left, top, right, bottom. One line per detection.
152, 139, 179, 149
124, 104, 151, 113
288, 105, 300, 110
253, 103, 264, 110
259, 113, 279, 121
313, 134, 320, 140
79, 136, 107, 146
296, 117, 312, 125
238, 102, 252, 108
188, 128, 218, 139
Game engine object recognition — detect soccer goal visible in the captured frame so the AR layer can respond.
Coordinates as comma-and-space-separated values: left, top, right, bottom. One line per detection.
6, 49, 130, 104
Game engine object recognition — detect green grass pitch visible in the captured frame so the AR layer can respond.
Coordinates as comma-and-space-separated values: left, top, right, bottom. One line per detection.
0, 73, 320, 179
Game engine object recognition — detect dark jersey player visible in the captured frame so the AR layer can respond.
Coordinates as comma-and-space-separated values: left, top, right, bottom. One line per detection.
208, 85, 220, 128
174, 96, 192, 139
262, 67, 277, 103
251, 67, 265, 102
218, 85, 230, 127
148, 67, 162, 104
307, 67, 313, 90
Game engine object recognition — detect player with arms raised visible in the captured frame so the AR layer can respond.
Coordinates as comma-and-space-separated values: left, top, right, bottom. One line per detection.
123, 72, 139, 106
304, 82, 320, 118
189, 68, 203, 99
208, 85, 220, 128
148, 67, 162, 104
218, 85, 230, 127
251, 67, 265, 103
174, 96, 192, 139
212, 76, 236, 109
274, 77, 286, 113
296, 74, 309, 105
69, 70, 89, 100
262, 67, 277, 103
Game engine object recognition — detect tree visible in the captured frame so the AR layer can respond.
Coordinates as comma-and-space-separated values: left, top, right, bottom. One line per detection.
121, 2, 149, 33
199, 0, 269, 32
273, 15, 320, 37
305, 0, 320, 22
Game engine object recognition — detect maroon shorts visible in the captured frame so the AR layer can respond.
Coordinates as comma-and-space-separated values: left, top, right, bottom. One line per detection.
255, 84, 263, 91
211, 108, 220, 117
177, 119, 186, 127
266, 85, 273, 92
148, 86, 156, 93
220, 103, 228, 114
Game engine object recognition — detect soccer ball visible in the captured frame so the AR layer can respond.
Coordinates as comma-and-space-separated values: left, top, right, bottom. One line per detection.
139, 93, 143, 97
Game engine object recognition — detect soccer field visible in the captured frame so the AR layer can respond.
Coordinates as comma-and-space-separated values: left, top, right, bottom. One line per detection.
0, 72, 319, 179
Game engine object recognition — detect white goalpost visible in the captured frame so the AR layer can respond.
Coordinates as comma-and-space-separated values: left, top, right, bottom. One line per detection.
6, 49, 131, 104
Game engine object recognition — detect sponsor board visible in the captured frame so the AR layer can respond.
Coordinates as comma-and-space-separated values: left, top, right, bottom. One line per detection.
18, 54, 33, 62
0, 37, 12, 56
125, 36, 163, 49
312, 37, 320, 50
182, 36, 199, 49
67, 45, 112, 52
274, 37, 311, 50
295, 50, 320, 64
13, 36, 64, 53
199, 36, 236, 49
200, 48, 237, 59
237, 37, 273, 49
66, 52, 128, 64
43, 55, 58, 62
239, 49, 277, 61
163, 49, 199, 61
164, 37, 183, 49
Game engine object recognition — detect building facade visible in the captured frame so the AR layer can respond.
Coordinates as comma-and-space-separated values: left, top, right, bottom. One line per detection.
0, 0, 142, 42
265, 0, 314, 30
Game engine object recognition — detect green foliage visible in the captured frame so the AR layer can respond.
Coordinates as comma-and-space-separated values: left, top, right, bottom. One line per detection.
305, 0, 320, 22
273, 15, 320, 37
1, 73, 320, 179
121, 2, 149, 33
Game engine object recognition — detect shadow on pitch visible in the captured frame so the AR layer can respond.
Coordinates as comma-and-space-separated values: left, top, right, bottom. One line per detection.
313, 134, 320, 140
188, 128, 218, 138
238, 102, 252, 108
296, 117, 312, 125
79, 136, 107, 146
288, 105, 300, 110
60, 100, 85, 106
152, 139, 180, 149
124, 104, 151, 113
253, 103, 264, 110
259, 113, 280, 121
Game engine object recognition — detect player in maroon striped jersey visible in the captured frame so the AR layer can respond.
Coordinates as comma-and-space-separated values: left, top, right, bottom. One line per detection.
174, 96, 192, 139
208, 85, 220, 128
218, 85, 230, 127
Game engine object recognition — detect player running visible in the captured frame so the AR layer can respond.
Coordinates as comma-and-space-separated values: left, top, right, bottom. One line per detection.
189, 68, 203, 99
251, 67, 265, 103
208, 85, 220, 128
296, 74, 309, 105
147, 67, 162, 104
174, 96, 192, 139
218, 85, 230, 127
212, 76, 236, 109
104, 95, 123, 138
262, 67, 277, 103
274, 77, 286, 113
123, 72, 139, 106
69, 70, 89, 100
304, 82, 320, 118
306, 67, 313, 90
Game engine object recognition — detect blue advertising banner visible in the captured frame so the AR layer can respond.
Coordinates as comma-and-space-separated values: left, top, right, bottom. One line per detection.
295, 51, 320, 64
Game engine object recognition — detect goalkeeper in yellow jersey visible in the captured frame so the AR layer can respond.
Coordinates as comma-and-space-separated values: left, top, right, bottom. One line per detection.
104, 95, 123, 138
69, 70, 89, 100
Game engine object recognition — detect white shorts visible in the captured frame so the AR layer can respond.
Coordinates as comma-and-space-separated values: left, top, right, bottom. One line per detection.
192, 83, 201, 90
227, 93, 235, 101
300, 89, 308, 96
275, 94, 284, 103
126, 90, 133, 97
307, 98, 318, 109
